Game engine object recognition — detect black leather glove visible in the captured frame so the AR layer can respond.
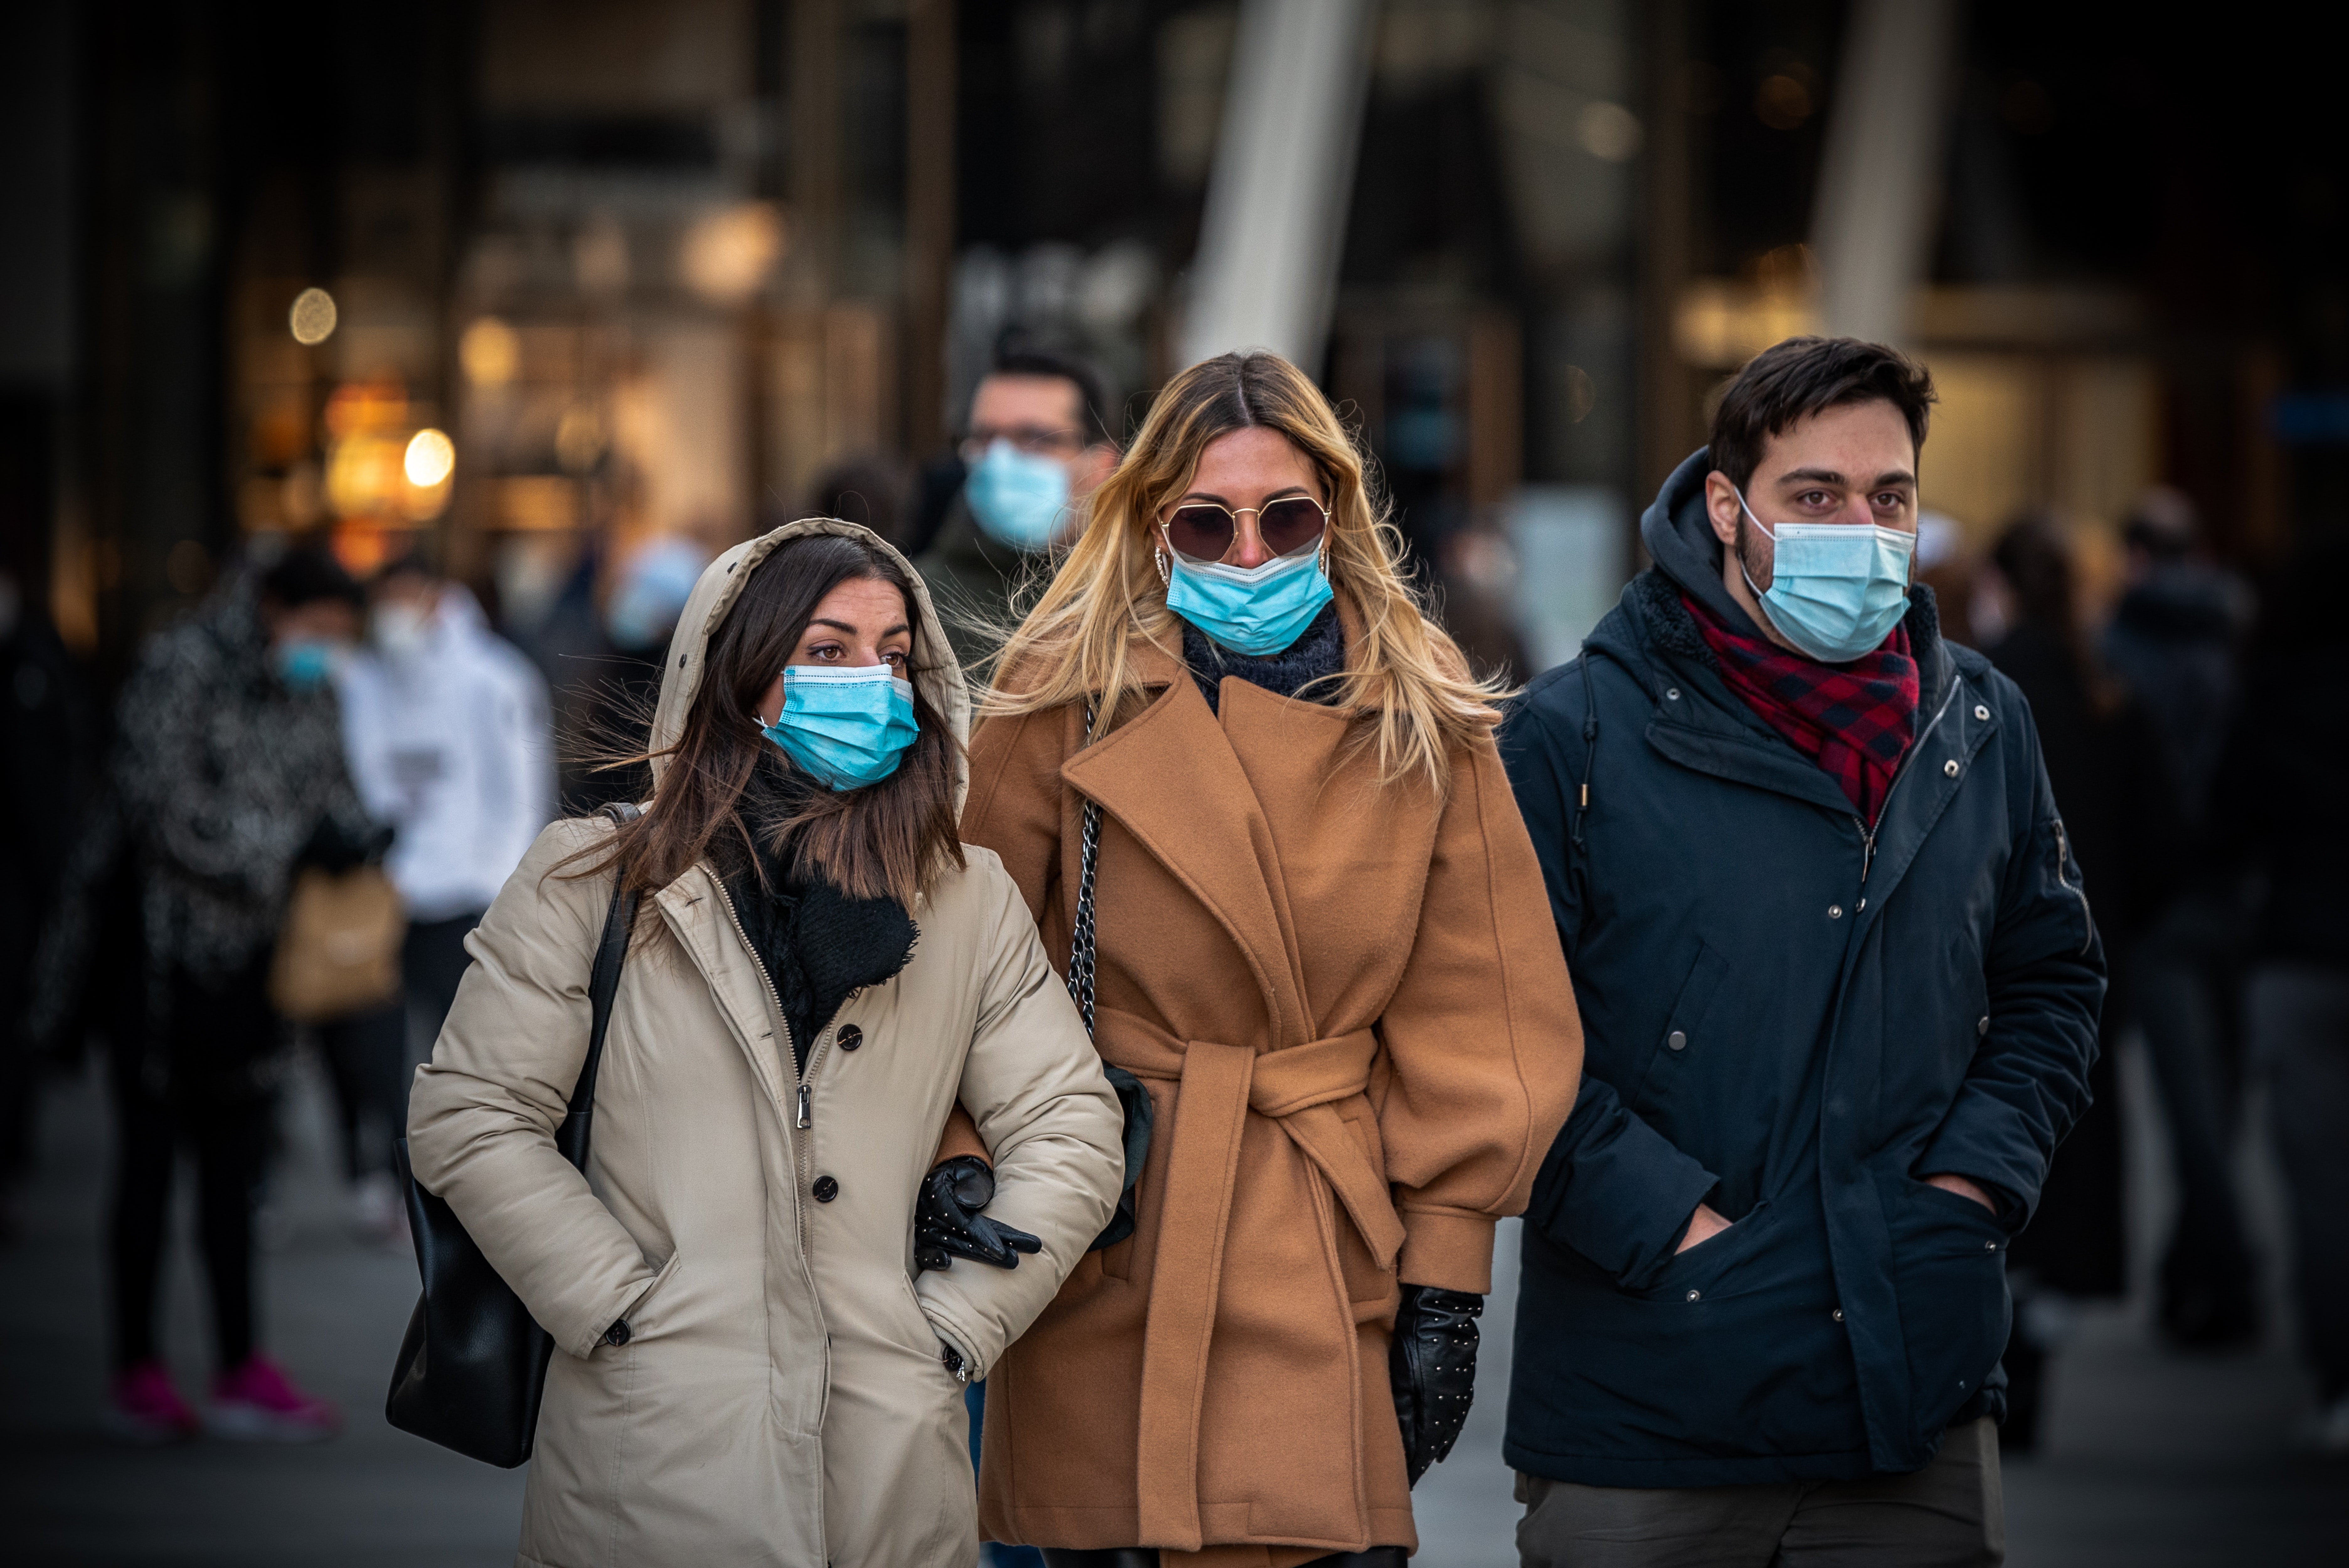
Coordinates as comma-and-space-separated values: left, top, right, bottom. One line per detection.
1389, 1284, 1483, 1485
300, 815, 394, 875
913, 1156, 1042, 1272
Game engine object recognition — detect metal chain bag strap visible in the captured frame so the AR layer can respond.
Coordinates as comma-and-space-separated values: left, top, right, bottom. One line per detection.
1073, 705, 1153, 1252
385, 803, 640, 1467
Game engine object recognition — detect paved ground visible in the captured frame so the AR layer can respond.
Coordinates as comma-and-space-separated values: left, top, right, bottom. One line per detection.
2, 1039, 2343, 1565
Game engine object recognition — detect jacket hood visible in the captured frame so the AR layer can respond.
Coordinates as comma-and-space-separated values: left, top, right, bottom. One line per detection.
649, 517, 973, 811
1638, 447, 1769, 642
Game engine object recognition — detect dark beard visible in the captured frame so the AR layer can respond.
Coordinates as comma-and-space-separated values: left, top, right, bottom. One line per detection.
1732, 512, 1774, 593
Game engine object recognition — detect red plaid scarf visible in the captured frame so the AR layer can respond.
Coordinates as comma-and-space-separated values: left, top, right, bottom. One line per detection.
1682, 593, 1919, 824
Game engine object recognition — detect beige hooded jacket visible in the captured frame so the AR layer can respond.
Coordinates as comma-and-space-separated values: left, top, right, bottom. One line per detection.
406, 518, 1124, 1568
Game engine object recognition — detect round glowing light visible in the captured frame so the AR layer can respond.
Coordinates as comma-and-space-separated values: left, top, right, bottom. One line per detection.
460, 317, 520, 385
680, 202, 785, 304
289, 287, 339, 346
404, 428, 456, 488
1755, 74, 1814, 130
1578, 102, 1643, 162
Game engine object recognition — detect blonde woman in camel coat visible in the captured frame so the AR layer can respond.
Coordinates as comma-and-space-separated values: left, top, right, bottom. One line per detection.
961, 353, 1584, 1567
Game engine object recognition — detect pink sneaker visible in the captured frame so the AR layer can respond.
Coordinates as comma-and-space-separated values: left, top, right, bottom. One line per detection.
205, 1355, 342, 1442
104, 1360, 200, 1444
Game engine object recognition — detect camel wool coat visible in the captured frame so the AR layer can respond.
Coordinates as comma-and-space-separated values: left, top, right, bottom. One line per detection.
962, 612, 1583, 1565
406, 519, 1125, 1568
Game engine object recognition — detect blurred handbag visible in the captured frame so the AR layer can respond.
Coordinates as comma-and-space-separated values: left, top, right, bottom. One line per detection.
1069, 710, 1152, 1253
270, 864, 405, 1023
384, 803, 638, 1468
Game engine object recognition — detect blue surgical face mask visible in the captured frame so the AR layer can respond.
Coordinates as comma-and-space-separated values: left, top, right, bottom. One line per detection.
760, 664, 920, 791
964, 440, 1071, 553
1161, 532, 1334, 657
273, 638, 339, 693
1735, 489, 1915, 664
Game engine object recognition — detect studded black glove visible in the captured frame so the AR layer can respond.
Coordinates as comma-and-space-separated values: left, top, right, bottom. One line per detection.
913, 1156, 1043, 1272
1389, 1284, 1483, 1485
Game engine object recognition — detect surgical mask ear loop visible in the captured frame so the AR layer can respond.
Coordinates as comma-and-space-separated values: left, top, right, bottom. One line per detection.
1731, 485, 1777, 602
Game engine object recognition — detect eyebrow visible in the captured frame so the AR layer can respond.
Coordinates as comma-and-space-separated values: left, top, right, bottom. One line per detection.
808, 618, 911, 637
1775, 467, 1917, 489
1176, 485, 1317, 507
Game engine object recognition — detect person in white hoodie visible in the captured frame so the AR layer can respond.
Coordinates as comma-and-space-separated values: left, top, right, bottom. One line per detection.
332, 552, 554, 1230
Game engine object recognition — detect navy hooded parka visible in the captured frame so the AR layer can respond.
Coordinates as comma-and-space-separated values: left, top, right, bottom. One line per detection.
1497, 451, 2105, 1487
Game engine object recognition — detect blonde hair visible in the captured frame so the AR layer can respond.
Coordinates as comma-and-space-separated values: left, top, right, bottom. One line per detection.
983, 350, 1503, 795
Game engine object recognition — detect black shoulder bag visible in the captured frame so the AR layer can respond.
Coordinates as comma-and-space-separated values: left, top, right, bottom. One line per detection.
385, 803, 640, 1467
1071, 713, 1153, 1252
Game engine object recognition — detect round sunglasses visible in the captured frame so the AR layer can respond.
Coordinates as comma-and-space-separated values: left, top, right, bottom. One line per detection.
1159, 495, 1330, 562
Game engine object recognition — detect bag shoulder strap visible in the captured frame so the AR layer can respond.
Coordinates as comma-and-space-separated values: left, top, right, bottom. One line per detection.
556, 803, 641, 1169
1066, 707, 1101, 1038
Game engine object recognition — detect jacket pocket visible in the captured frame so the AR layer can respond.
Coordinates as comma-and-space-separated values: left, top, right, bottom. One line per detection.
1637, 1199, 1780, 1305
1631, 941, 1731, 1116
1885, 1178, 2011, 1433
609, 1250, 684, 1345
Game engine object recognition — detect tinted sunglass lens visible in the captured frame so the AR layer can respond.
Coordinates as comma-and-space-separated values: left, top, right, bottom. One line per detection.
1165, 506, 1236, 559
1259, 499, 1327, 555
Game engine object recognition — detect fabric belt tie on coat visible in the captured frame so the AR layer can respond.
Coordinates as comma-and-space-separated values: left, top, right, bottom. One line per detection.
1093, 1008, 1403, 1552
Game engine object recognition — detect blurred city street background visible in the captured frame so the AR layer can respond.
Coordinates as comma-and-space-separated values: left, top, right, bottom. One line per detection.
5, 0, 2349, 1562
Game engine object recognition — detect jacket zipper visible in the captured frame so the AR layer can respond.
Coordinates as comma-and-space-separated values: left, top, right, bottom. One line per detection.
1851, 678, 1963, 883
709, 881, 821, 1238
2051, 818, 2096, 955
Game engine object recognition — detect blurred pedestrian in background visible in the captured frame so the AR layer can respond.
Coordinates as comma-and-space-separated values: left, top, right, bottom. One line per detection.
1977, 514, 2179, 1448
38, 547, 371, 1444
1500, 340, 2102, 1565
913, 344, 1121, 674
2101, 489, 2263, 1349
798, 452, 915, 548
558, 535, 707, 813
2210, 537, 2349, 1451
0, 558, 96, 1240
334, 545, 552, 1239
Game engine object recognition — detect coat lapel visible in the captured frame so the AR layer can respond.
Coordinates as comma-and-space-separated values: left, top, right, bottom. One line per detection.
1063, 668, 1308, 1045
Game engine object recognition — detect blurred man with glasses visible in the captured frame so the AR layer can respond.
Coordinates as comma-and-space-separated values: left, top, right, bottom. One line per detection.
915, 346, 1120, 673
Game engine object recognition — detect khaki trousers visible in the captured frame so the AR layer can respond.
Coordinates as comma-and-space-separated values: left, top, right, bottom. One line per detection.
1516, 1418, 2004, 1568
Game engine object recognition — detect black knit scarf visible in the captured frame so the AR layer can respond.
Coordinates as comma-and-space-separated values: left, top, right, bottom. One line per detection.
720, 753, 918, 1074
1179, 602, 1347, 716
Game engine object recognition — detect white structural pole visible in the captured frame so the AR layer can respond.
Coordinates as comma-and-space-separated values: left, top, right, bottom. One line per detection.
1179, 0, 1380, 371
1809, 0, 1959, 347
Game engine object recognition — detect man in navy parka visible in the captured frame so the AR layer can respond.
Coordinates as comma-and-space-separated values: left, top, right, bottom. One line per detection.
1497, 337, 2103, 1565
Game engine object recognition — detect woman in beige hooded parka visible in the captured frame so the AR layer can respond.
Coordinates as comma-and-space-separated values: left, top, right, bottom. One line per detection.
406, 518, 1125, 1568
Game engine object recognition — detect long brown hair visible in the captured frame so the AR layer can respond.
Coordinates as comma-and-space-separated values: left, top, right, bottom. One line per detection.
572, 533, 964, 907
983, 350, 1503, 795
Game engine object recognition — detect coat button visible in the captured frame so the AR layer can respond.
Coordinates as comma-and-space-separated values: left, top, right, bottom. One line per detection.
1831, 1308, 1844, 1323
1667, 1030, 1687, 1051
603, 1319, 632, 1345
1978, 1015, 1990, 1037
1666, 687, 1681, 700
1828, 905, 1843, 919
837, 1024, 863, 1052
1975, 704, 1990, 721
1943, 759, 1960, 777
812, 1175, 839, 1202
1685, 1289, 1701, 1302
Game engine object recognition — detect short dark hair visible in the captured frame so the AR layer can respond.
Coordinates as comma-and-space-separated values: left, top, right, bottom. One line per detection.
1708, 336, 1937, 493
258, 546, 363, 612
985, 342, 1115, 446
